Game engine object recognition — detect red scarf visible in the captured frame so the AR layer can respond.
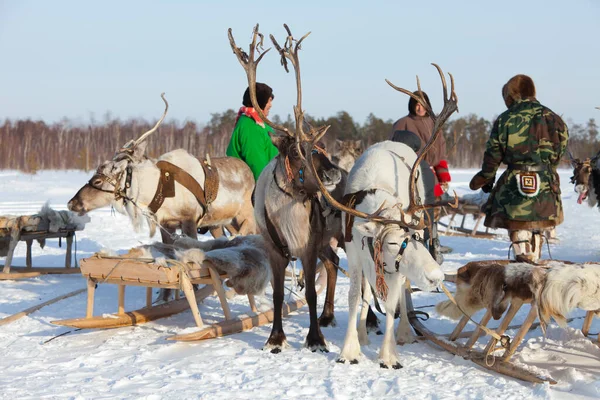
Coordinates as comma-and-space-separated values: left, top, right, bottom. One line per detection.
237, 107, 265, 128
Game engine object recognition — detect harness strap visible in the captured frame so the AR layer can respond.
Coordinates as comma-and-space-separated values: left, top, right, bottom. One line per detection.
264, 205, 293, 261
343, 189, 376, 242
148, 160, 219, 215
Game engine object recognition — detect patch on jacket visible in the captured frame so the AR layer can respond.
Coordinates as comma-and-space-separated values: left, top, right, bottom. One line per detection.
516, 172, 540, 197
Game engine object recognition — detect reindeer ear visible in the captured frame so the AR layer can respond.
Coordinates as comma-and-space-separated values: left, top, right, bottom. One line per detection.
132, 141, 148, 161
114, 159, 129, 171
354, 221, 381, 238
270, 135, 290, 152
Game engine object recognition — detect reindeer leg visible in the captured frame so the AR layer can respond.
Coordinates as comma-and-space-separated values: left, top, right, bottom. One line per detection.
338, 243, 363, 364
379, 276, 403, 369
158, 226, 177, 302
182, 220, 201, 292
317, 246, 338, 328
396, 280, 417, 345
363, 275, 382, 335
358, 276, 373, 345
264, 251, 289, 353
303, 252, 328, 352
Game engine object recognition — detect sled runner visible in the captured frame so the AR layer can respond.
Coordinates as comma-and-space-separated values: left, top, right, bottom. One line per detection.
0, 207, 89, 280
408, 259, 600, 385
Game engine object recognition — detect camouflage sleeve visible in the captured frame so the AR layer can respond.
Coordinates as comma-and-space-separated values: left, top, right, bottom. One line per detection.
480, 118, 504, 179
553, 113, 569, 165
469, 118, 503, 190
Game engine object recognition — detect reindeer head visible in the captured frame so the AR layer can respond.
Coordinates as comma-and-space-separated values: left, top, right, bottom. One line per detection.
354, 206, 443, 292
229, 25, 342, 198
331, 139, 363, 173
571, 157, 593, 204
68, 94, 168, 214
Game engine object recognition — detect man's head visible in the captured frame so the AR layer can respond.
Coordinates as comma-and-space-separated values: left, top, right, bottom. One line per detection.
502, 74, 536, 108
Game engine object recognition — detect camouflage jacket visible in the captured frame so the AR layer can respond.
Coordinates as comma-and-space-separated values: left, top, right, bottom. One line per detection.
471, 99, 568, 230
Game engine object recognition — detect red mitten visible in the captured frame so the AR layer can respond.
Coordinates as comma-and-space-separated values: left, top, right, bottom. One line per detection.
434, 183, 445, 197
434, 160, 451, 183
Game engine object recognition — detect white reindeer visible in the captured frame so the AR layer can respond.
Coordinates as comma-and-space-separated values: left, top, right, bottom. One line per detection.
68, 94, 256, 243
313, 64, 459, 368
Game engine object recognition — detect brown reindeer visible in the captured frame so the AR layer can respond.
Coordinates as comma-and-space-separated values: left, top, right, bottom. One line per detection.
331, 139, 363, 173
229, 24, 345, 352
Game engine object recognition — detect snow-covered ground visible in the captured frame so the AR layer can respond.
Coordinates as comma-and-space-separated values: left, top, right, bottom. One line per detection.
1, 169, 600, 399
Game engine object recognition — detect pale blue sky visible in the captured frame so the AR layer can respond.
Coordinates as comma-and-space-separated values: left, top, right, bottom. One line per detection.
1, 0, 599, 126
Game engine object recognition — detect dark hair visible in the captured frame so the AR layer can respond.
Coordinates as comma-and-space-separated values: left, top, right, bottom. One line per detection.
242, 82, 274, 109
408, 90, 432, 116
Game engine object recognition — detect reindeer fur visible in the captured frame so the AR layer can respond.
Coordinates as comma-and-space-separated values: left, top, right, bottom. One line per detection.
436, 260, 600, 334
129, 235, 271, 296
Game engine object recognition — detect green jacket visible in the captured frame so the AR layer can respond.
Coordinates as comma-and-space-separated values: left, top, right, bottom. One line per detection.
471, 99, 569, 230
226, 115, 279, 181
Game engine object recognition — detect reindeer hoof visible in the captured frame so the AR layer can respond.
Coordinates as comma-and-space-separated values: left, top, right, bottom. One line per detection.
318, 315, 337, 328
380, 361, 403, 369
270, 348, 282, 354
306, 342, 329, 353
336, 358, 358, 365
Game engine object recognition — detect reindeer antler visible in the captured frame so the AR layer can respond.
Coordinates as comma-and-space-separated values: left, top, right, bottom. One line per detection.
118, 93, 168, 153
132, 93, 169, 146
386, 63, 459, 226
228, 24, 292, 136
270, 24, 313, 142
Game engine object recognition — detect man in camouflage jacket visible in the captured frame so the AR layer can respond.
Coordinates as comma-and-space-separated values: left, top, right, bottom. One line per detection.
469, 74, 569, 262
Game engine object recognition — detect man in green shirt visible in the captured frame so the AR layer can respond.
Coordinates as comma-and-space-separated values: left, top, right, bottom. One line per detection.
226, 82, 279, 181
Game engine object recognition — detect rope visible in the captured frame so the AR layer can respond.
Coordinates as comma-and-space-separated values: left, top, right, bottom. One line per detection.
373, 238, 388, 301
440, 283, 511, 350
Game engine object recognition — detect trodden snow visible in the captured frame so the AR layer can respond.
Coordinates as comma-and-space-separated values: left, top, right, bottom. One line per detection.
1, 169, 599, 399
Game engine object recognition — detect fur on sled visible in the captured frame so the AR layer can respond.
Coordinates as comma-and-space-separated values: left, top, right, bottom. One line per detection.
436, 260, 600, 334
125, 235, 271, 296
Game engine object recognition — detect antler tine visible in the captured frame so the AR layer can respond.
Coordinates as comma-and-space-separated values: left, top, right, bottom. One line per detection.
228, 25, 292, 137
388, 64, 459, 224
270, 25, 312, 142
131, 92, 169, 147
385, 78, 434, 117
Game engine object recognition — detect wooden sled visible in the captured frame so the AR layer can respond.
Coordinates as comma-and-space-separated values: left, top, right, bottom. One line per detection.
438, 202, 495, 239
406, 286, 558, 384
52, 254, 258, 331
52, 254, 323, 341
407, 260, 600, 385
0, 214, 82, 280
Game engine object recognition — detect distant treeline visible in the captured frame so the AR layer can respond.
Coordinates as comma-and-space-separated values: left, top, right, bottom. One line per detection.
0, 111, 597, 172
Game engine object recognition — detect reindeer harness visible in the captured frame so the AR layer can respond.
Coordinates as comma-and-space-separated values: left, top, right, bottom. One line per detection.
89, 164, 134, 205
147, 159, 220, 218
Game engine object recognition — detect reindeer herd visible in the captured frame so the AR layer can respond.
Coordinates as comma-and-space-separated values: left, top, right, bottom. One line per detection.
65, 23, 600, 372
